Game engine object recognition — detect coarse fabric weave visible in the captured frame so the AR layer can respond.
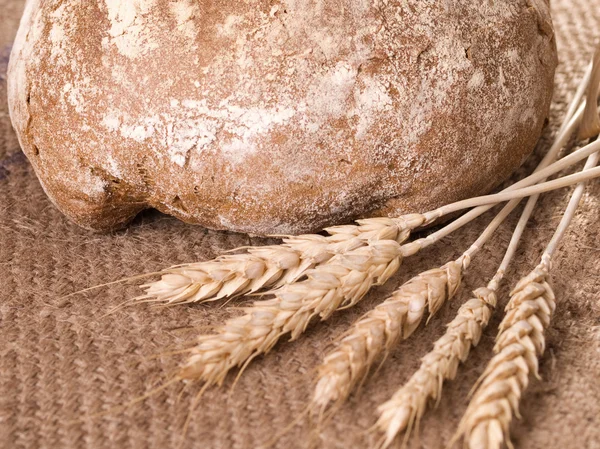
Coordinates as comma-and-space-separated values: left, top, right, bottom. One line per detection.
1, 2, 599, 448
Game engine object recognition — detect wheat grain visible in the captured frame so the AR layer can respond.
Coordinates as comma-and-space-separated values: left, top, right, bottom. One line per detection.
453, 265, 555, 449
176, 237, 420, 385
311, 257, 467, 415
135, 215, 425, 306
374, 286, 497, 449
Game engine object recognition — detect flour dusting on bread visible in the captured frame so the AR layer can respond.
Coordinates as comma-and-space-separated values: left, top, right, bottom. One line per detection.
8, 0, 557, 234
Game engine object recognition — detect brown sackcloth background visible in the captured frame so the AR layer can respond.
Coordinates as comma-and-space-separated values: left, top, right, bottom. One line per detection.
1, 2, 599, 448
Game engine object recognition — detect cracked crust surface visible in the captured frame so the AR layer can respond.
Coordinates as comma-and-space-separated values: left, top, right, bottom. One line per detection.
8, 0, 557, 235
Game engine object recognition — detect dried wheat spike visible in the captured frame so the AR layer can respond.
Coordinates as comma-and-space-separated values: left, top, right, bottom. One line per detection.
374, 287, 497, 449
454, 265, 556, 449
177, 237, 410, 386
311, 257, 467, 416
137, 215, 426, 305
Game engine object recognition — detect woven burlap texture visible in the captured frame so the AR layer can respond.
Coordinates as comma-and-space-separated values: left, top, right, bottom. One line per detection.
1, 1, 599, 448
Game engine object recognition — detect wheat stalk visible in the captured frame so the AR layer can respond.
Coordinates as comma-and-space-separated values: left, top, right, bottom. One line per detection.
135, 215, 425, 305
374, 286, 497, 449
453, 264, 555, 449
311, 256, 468, 415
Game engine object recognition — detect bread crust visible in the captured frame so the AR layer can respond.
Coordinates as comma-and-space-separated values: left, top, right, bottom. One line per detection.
8, 0, 557, 235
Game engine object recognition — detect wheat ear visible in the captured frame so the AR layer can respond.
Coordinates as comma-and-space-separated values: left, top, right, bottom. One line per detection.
312, 256, 468, 416
135, 215, 425, 305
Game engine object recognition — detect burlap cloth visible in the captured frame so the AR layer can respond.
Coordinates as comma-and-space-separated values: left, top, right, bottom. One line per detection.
1, 2, 599, 448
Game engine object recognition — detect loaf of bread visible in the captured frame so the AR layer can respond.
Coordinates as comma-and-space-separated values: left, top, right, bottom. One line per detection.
8, 0, 557, 235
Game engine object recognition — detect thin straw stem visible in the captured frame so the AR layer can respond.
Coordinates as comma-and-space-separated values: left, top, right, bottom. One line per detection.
494, 196, 538, 283
495, 55, 597, 284
544, 151, 600, 260
425, 162, 600, 221
419, 134, 597, 227
561, 61, 593, 135
463, 200, 521, 260
414, 162, 600, 251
